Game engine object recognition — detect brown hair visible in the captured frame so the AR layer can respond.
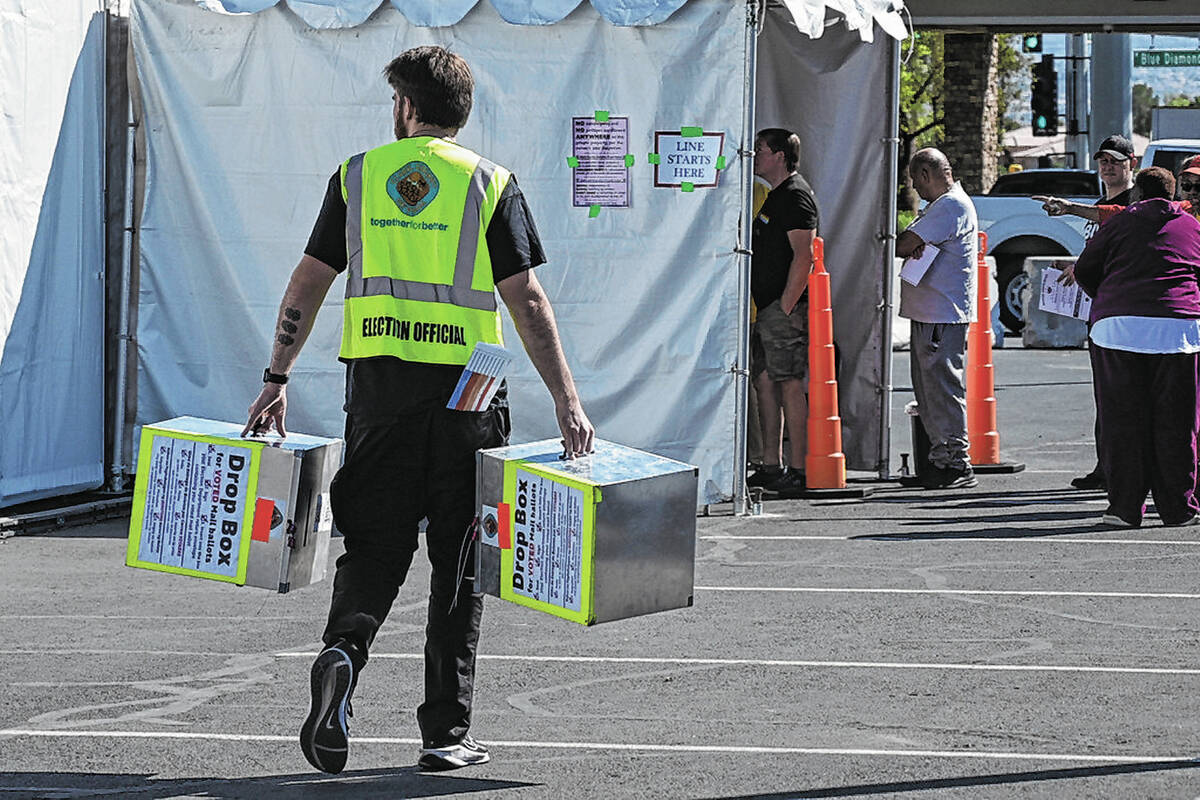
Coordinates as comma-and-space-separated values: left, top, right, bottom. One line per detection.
384, 46, 473, 131
1135, 166, 1176, 201
755, 128, 801, 172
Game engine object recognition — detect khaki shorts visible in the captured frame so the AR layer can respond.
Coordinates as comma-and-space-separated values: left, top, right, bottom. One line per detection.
754, 298, 808, 382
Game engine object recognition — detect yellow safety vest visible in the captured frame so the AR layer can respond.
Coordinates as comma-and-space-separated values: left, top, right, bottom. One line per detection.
339, 136, 511, 365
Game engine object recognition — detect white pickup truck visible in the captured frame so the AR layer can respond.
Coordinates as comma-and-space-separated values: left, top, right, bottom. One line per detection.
972, 138, 1200, 333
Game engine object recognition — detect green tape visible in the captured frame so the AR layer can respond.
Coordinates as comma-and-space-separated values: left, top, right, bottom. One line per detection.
595, 110, 610, 122
624, 154, 634, 167
681, 182, 695, 193
681, 126, 703, 137
567, 156, 579, 168
589, 204, 601, 218
716, 155, 726, 170
648, 153, 661, 165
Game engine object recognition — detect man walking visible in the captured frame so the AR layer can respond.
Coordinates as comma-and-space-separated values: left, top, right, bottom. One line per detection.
896, 148, 978, 489
749, 128, 819, 496
243, 46, 593, 773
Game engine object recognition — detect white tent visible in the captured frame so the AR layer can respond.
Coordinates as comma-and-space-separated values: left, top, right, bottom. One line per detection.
0, 3, 107, 506
0, 0, 906, 509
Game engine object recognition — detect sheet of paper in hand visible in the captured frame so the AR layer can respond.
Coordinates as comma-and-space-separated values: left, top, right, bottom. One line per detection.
900, 243, 939, 286
1039, 266, 1093, 321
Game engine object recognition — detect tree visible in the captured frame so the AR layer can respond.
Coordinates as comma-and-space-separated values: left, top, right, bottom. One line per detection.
898, 32, 1024, 211
1133, 83, 1159, 136
898, 32, 944, 211
993, 34, 1024, 137
1165, 92, 1200, 109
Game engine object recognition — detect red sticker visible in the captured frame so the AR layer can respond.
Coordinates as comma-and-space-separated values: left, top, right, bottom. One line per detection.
251, 498, 274, 543
497, 502, 512, 549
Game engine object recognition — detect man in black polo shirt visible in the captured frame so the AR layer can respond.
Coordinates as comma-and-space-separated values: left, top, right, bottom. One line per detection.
749, 128, 820, 496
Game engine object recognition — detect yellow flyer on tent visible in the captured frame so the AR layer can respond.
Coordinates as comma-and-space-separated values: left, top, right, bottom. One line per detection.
126, 417, 342, 593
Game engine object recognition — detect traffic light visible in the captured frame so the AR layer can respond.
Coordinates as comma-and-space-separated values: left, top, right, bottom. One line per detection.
1031, 54, 1058, 136
1022, 33, 1043, 53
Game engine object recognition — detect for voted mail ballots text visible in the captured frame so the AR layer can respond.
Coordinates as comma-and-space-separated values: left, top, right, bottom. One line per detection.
476, 439, 698, 625
126, 417, 342, 593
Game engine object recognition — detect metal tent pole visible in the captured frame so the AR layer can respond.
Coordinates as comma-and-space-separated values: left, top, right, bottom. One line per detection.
732, 0, 760, 516
109, 94, 135, 492
878, 35, 901, 480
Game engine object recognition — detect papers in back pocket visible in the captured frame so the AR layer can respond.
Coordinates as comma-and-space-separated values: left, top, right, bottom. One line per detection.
900, 243, 939, 286
447, 343, 514, 411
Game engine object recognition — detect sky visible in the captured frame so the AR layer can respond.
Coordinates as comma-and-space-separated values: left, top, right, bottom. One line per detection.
1007, 33, 1200, 132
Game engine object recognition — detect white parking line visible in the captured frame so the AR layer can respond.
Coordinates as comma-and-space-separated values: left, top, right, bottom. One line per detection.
695, 586, 1200, 599
701, 535, 1200, 545
0, 728, 1189, 765
273, 651, 1200, 677
0, 615, 303, 621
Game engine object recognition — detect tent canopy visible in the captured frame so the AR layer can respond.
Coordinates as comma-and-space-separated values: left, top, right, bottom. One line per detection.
197, 0, 907, 39
0, 0, 904, 507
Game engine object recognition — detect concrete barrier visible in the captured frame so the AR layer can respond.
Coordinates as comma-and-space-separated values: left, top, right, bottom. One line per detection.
1021, 257, 1088, 349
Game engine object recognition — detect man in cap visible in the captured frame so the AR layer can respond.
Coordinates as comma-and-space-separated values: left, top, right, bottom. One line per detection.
1034, 134, 1137, 229
1033, 133, 1138, 491
1178, 154, 1200, 214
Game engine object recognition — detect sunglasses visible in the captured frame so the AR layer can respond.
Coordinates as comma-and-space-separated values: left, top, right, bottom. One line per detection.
1181, 180, 1200, 192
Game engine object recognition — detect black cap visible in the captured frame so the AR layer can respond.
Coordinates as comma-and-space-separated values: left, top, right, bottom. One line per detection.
1093, 134, 1134, 161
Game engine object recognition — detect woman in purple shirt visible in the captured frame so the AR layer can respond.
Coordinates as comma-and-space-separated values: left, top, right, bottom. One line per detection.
1074, 166, 1200, 527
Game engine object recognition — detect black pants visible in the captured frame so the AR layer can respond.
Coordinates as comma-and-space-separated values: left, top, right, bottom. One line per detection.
323, 403, 509, 746
1091, 345, 1200, 525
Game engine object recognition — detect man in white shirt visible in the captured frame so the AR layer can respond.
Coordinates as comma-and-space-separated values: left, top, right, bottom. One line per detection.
895, 148, 978, 489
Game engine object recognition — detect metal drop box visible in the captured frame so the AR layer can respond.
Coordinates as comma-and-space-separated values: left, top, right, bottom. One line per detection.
126, 417, 343, 593
475, 438, 698, 625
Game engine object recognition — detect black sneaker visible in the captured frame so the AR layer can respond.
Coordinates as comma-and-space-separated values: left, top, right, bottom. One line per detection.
299, 644, 356, 774
764, 467, 807, 497
747, 465, 783, 488
418, 734, 491, 771
1070, 468, 1106, 490
923, 465, 977, 490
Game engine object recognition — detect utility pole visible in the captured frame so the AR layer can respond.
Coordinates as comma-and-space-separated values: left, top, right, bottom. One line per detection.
1090, 33, 1134, 144
1065, 34, 1090, 169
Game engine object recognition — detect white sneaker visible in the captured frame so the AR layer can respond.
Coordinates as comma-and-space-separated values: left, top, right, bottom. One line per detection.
418, 734, 491, 771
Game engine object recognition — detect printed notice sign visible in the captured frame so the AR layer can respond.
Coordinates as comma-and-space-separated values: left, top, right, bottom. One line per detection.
137, 436, 253, 578
572, 116, 629, 208
654, 131, 725, 188
509, 467, 585, 611
1039, 265, 1093, 321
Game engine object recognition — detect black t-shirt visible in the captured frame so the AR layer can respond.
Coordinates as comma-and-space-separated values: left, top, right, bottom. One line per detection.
304, 168, 546, 418
1096, 187, 1133, 207
751, 173, 820, 309
1085, 187, 1133, 239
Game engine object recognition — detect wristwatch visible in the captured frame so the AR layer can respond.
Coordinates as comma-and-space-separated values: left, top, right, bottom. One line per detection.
262, 368, 289, 385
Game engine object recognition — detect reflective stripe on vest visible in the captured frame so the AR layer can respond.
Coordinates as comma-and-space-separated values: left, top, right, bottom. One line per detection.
339, 139, 510, 364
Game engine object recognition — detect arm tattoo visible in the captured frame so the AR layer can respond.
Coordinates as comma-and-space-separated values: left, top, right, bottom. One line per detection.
277, 334, 295, 346
284, 307, 302, 321
281, 321, 298, 334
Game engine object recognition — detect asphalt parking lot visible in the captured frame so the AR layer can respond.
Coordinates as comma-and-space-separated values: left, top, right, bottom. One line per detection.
3, 345, 1200, 799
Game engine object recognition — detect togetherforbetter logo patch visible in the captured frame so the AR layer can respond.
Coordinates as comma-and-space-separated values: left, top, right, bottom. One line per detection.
387, 161, 439, 216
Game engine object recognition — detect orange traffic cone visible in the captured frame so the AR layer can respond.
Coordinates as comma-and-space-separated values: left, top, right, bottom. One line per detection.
967, 231, 1025, 474
805, 237, 846, 489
